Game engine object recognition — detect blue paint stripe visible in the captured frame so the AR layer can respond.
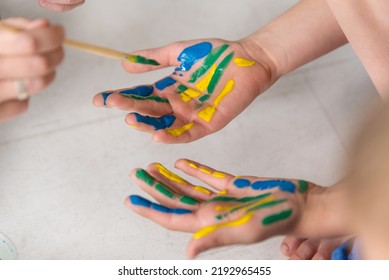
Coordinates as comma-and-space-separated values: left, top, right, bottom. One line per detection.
102, 91, 114, 106
176, 42, 213, 72
119, 85, 154, 97
129, 195, 191, 215
155, 77, 177, 91
134, 113, 176, 130
251, 180, 296, 193
233, 178, 251, 189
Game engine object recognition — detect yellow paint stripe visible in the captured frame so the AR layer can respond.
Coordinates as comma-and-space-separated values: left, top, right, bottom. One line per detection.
212, 171, 226, 178
218, 190, 228, 195
234, 58, 256, 67
196, 64, 217, 92
198, 79, 235, 123
166, 122, 194, 137
155, 163, 187, 184
215, 196, 276, 213
194, 213, 254, 239
193, 186, 212, 195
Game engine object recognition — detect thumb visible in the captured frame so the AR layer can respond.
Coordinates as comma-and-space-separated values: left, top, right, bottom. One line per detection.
122, 41, 183, 74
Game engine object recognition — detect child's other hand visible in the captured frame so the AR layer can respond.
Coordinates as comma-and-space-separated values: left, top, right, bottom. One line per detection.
0, 18, 64, 123
125, 159, 318, 258
93, 39, 276, 144
39, 0, 85, 12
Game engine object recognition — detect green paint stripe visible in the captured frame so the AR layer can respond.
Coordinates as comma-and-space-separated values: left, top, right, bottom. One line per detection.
121, 94, 169, 103
262, 209, 293, 225
237, 193, 271, 203
180, 195, 199, 205
207, 52, 234, 94
215, 215, 223, 220
155, 183, 175, 198
246, 199, 287, 213
199, 95, 210, 103
205, 196, 237, 204
298, 180, 309, 193
135, 169, 155, 186
177, 85, 188, 93
189, 44, 229, 83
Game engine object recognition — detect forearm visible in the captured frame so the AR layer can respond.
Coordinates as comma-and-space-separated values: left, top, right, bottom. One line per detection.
240, 0, 347, 79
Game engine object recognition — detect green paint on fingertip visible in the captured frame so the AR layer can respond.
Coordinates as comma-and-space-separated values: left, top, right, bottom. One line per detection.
155, 183, 175, 198
122, 94, 169, 103
298, 180, 309, 193
262, 209, 293, 225
128, 54, 160, 66
246, 199, 287, 213
180, 195, 199, 205
135, 169, 155, 186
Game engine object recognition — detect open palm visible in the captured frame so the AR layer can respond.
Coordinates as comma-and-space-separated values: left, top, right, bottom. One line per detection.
93, 39, 272, 143
125, 159, 319, 258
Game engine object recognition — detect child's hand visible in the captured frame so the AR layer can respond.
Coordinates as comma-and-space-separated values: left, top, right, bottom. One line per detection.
39, 0, 85, 12
93, 39, 275, 143
125, 159, 320, 258
0, 18, 64, 123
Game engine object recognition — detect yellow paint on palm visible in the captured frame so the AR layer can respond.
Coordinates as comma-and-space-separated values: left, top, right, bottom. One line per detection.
234, 58, 256, 67
166, 122, 194, 137
193, 186, 212, 195
180, 88, 202, 103
198, 79, 235, 123
215, 196, 276, 212
218, 190, 228, 195
155, 163, 187, 184
195, 64, 217, 92
194, 213, 254, 239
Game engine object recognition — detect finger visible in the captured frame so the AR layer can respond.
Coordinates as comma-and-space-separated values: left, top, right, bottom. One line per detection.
39, 0, 85, 11
288, 239, 319, 260
0, 48, 64, 79
125, 195, 200, 232
0, 24, 64, 55
0, 71, 56, 102
174, 159, 234, 191
93, 86, 172, 116
187, 214, 260, 258
152, 120, 208, 144
131, 169, 200, 210
147, 163, 214, 201
121, 42, 183, 73
125, 113, 176, 133
0, 99, 29, 123
280, 236, 306, 257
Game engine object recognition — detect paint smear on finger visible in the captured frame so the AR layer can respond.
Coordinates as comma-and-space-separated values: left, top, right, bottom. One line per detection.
166, 122, 194, 137
134, 113, 176, 130
154, 163, 188, 184
129, 195, 192, 214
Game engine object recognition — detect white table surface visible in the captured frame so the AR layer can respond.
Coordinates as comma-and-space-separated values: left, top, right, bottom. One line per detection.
0, 0, 379, 259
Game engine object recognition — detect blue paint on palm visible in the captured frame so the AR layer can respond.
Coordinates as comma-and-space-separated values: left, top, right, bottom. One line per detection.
134, 113, 176, 130
130, 195, 192, 215
176, 42, 213, 72
102, 91, 114, 106
233, 179, 251, 188
119, 85, 154, 97
155, 77, 176, 90
251, 180, 296, 193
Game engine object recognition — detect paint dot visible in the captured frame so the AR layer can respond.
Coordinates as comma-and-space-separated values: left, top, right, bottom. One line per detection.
155, 77, 176, 91
233, 179, 251, 188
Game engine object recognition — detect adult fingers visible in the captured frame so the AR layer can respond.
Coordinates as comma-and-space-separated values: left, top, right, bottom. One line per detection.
0, 71, 56, 102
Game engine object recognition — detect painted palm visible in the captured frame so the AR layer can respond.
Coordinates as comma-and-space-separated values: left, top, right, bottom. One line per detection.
125, 159, 318, 258
94, 40, 272, 143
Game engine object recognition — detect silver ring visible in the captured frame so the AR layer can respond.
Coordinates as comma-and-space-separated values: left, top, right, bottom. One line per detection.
14, 80, 29, 101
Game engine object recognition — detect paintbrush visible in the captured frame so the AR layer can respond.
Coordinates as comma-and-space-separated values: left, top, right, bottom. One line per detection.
0, 21, 160, 66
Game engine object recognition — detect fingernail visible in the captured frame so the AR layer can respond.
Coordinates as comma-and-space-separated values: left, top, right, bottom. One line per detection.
280, 243, 289, 255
